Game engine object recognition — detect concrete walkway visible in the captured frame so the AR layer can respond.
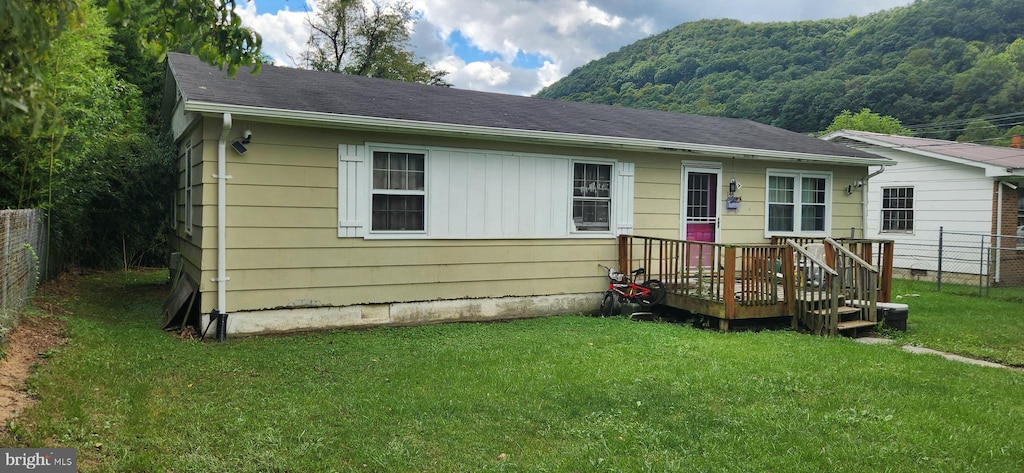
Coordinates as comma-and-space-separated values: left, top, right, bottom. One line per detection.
855, 337, 1021, 371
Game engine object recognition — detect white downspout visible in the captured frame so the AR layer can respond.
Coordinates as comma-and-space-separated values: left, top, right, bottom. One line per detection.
995, 181, 1017, 283
215, 113, 233, 337
861, 166, 887, 239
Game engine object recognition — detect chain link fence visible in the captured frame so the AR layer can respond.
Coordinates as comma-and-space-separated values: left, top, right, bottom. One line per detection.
938, 229, 1024, 295
886, 228, 1024, 296
1, 209, 46, 339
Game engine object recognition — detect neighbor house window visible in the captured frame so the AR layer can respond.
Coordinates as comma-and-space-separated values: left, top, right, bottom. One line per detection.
184, 140, 192, 235
371, 151, 425, 231
881, 186, 914, 233
766, 171, 830, 234
1017, 192, 1023, 249
572, 162, 612, 231
1018, 192, 1024, 227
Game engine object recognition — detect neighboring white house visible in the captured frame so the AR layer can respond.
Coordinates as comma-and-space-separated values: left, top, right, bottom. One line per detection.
822, 130, 1024, 285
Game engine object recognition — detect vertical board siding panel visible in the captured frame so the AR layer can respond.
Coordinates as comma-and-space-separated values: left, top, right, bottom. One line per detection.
484, 154, 504, 237
448, 151, 470, 237
616, 162, 635, 235
502, 155, 521, 236
517, 156, 537, 237
337, 144, 365, 238
466, 153, 487, 236
430, 150, 451, 238
551, 158, 570, 234
533, 158, 553, 236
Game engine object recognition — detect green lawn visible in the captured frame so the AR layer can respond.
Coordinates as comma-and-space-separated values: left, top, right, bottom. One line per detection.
2, 270, 1022, 472
890, 279, 1024, 366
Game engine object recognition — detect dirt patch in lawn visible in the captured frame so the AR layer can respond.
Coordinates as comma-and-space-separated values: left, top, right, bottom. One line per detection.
0, 316, 66, 430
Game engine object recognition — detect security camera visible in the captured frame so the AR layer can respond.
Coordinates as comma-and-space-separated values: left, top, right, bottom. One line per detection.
242, 129, 252, 144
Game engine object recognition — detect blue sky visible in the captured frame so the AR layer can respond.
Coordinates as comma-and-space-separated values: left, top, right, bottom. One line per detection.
253, 0, 307, 12
238, 0, 914, 96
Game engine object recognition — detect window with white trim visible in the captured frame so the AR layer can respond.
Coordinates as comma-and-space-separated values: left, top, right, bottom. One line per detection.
881, 186, 914, 233
572, 162, 612, 232
766, 170, 830, 235
371, 150, 425, 232
183, 140, 193, 235
1017, 191, 1023, 249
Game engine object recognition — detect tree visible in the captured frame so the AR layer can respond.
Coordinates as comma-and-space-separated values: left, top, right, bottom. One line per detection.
820, 108, 912, 136
0, 0, 82, 138
303, 0, 449, 86
106, 0, 262, 76
1, 0, 262, 139
0, 1, 175, 272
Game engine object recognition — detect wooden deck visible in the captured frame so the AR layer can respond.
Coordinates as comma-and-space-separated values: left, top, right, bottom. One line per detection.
618, 235, 895, 335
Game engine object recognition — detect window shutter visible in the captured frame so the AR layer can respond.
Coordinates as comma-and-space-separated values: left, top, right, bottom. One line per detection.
615, 162, 635, 235
338, 144, 367, 238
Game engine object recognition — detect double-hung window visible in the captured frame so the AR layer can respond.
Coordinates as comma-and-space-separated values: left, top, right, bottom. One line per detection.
766, 170, 830, 235
371, 151, 426, 232
881, 186, 914, 233
572, 162, 612, 232
1017, 192, 1023, 249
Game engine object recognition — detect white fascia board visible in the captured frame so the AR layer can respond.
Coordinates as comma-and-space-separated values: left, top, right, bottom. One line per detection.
824, 131, 1003, 174
185, 101, 895, 167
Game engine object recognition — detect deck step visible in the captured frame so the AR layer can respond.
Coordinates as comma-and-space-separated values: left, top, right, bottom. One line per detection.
837, 320, 877, 331
806, 306, 861, 317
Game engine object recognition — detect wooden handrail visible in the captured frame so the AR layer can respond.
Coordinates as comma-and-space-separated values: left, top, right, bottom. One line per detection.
825, 237, 877, 272
787, 242, 839, 276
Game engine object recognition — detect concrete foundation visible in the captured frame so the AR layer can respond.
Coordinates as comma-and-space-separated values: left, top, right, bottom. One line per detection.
223, 292, 602, 336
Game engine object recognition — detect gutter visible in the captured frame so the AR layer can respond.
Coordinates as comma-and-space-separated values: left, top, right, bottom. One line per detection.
184, 101, 895, 167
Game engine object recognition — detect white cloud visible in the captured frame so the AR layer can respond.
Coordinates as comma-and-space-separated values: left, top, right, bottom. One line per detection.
242, 0, 914, 95
237, 0, 318, 67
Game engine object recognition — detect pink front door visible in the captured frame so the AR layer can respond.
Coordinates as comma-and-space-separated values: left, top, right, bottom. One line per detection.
685, 171, 718, 267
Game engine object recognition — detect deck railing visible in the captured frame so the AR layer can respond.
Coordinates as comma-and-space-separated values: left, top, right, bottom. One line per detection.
826, 237, 879, 327
771, 236, 894, 302
787, 241, 841, 336
618, 235, 892, 335
617, 235, 788, 318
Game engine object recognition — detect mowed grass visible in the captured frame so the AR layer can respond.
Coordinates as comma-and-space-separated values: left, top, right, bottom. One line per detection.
2, 270, 1022, 472
890, 279, 1024, 366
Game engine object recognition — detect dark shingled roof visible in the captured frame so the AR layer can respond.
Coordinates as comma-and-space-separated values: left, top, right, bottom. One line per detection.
167, 53, 882, 161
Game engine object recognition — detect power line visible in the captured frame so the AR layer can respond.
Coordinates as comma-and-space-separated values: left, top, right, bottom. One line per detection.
905, 111, 1024, 137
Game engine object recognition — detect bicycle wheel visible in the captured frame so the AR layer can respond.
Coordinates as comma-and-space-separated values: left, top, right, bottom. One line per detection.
637, 279, 666, 308
599, 291, 618, 316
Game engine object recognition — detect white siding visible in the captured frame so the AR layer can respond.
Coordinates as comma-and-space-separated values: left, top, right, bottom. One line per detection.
341, 144, 628, 239
425, 149, 573, 238
865, 148, 992, 273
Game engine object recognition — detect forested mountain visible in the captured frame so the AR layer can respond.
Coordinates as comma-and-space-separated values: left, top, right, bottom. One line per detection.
536, 0, 1024, 138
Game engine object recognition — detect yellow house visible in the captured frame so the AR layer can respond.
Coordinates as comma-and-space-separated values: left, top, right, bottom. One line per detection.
163, 53, 894, 338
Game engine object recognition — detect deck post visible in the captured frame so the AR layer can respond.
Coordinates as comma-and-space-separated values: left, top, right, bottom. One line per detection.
782, 244, 797, 327
880, 240, 894, 302
618, 234, 630, 273
723, 246, 736, 321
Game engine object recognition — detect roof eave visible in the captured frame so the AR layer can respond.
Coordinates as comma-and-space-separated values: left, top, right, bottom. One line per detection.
186, 101, 894, 166
823, 130, 1006, 172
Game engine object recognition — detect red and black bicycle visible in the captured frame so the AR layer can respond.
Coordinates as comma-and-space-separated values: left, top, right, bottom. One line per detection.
598, 264, 666, 316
